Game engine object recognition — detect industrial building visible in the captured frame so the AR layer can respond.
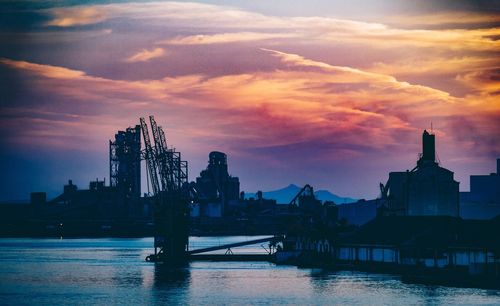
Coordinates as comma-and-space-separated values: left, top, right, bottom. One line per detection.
382, 130, 459, 217
460, 158, 500, 219
44, 179, 122, 219
336, 199, 381, 226
284, 216, 500, 287
109, 125, 141, 199
194, 151, 240, 217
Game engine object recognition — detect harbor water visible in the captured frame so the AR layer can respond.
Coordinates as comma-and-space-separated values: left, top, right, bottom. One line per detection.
0, 237, 499, 305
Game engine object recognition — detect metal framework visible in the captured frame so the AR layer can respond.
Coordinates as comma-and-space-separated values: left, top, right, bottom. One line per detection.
109, 125, 141, 200
289, 184, 315, 207
141, 116, 190, 263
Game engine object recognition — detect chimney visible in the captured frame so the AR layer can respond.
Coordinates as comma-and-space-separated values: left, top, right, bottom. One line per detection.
422, 130, 435, 162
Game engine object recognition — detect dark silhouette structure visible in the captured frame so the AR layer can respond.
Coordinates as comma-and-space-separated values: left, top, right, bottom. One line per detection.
460, 158, 500, 219
382, 130, 459, 217
466, 158, 500, 203
337, 199, 381, 226
195, 151, 240, 216
109, 125, 141, 200
141, 116, 190, 263
48, 179, 120, 218
284, 216, 500, 288
419, 130, 435, 165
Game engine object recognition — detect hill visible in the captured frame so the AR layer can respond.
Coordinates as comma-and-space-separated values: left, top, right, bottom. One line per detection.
244, 184, 357, 204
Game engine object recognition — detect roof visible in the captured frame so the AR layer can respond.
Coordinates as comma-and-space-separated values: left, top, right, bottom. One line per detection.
338, 216, 500, 250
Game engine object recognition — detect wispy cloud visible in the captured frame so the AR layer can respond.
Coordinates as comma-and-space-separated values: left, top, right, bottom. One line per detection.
125, 48, 166, 63
43, 2, 500, 52
0, 58, 86, 79
386, 12, 500, 28
160, 32, 297, 45
368, 57, 499, 76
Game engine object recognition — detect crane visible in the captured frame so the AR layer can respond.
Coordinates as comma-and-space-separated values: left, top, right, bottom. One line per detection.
141, 116, 190, 263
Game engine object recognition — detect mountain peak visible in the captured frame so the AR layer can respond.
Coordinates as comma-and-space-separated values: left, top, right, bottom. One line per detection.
245, 184, 356, 204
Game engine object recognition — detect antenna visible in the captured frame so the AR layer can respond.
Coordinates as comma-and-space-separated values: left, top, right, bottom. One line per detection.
431, 121, 433, 133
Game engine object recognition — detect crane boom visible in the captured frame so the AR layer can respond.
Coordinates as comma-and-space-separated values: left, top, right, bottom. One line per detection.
141, 116, 190, 263
140, 117, 160, 196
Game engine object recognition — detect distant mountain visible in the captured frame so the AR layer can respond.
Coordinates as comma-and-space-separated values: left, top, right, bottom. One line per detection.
244, 184, 357, 204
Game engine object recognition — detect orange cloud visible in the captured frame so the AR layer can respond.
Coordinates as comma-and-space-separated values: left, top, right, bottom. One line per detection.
386, 12, 500, 27
0, 58, 85, 79
1, 47, 498, 163
45, 7, 108, 27
456, 69, 500, 95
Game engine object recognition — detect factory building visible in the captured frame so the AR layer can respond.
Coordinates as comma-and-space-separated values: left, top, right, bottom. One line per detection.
45, 179, 120, 219
382, 130, 459, 217
195, 151, 240, 217
460, 158, 500, 219
337, 199, 380, 226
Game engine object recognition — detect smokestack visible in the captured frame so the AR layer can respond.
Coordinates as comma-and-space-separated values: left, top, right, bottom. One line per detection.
497, 158, 500, 175
422, 130, 435, 162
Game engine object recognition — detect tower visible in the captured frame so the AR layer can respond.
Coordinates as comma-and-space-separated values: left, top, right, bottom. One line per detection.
421, 130, 435, 163
196, 151, 240, 216
109, 125, 141, 200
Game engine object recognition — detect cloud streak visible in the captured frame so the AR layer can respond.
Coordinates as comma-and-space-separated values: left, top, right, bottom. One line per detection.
43, 2, 500, 52
125, 47, 166, 63
160, 32, 296, 45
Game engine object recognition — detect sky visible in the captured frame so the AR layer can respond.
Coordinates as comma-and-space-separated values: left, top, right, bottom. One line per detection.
0, 0, 499, 201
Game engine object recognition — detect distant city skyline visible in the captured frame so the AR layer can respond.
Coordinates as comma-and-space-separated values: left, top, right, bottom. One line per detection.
1, 0, 499, 201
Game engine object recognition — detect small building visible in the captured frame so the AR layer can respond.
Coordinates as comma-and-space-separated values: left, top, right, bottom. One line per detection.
460, 158, 500, 219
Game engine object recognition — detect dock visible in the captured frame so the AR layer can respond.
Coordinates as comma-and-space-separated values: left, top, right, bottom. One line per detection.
187, 236, 278, 255
189, 254, 274, 261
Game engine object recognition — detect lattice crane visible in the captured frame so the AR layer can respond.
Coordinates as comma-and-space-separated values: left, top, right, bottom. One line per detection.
141, 116, 190, 263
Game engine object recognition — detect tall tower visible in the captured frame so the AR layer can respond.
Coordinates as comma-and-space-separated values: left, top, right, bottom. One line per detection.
109, 125, 141, 200
208, 151, 229, 188
420, 130, 436, 164
196, 151, 240, 216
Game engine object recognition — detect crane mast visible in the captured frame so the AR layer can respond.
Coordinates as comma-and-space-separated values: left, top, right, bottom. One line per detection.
141, 116, 189, 263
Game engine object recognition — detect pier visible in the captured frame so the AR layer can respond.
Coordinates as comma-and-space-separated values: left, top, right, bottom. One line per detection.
186, 236, 280, 261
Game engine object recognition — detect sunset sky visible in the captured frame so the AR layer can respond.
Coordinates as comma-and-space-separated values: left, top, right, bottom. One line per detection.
1, 0, 499, 201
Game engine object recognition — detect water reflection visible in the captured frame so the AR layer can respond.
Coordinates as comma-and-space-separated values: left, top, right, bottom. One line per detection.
1, 238, 499, 305
154, 263, 191, 287
151, 263, 191, 304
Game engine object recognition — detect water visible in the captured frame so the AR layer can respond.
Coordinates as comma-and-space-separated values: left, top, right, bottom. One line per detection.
0, 238, 499, 305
